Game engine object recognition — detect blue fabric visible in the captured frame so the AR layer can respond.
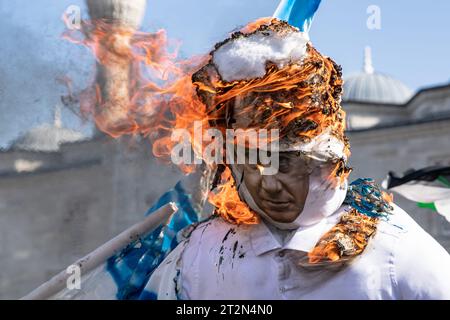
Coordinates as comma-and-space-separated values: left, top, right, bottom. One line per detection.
106, 180, 201, 300
344, 178, 393, 219
139, 290, 158, 300
273, 0, 322, 32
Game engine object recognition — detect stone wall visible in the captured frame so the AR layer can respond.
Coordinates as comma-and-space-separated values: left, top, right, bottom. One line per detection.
0, 136, 182, 299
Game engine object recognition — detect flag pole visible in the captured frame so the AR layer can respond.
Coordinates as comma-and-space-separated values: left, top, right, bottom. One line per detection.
22, 203, 177, 300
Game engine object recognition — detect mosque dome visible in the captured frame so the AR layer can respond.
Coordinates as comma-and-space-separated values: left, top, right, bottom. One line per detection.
343, 47, 413, 104
12, 105, 86, 152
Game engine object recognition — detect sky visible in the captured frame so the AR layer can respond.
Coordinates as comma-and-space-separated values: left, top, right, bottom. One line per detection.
1, 0, 449, 149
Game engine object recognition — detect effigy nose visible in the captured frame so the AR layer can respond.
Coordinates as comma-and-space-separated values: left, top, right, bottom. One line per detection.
261, 174, 283, 193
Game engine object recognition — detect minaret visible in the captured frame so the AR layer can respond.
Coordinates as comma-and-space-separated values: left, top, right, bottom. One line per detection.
54, 104, 62, 128
364, 46, 375, 74
86, 0, 147, 135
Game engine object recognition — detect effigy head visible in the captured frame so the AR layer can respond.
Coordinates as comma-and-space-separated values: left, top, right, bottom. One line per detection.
192, 18, 349, 163
196, 19, 352, 226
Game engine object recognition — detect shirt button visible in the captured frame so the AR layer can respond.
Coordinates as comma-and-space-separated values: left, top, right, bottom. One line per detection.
278, 251, 285, 258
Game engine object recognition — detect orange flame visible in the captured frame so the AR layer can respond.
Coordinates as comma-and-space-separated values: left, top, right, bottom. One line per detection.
382, 191, 394, 204
192, 39, 348, 153
63, 18, 349, 225
327, 160, 352, 188
307, 209, 378, 264
63, 19, 210, 170
208, 167, 259, 225
240, 17, 273, 34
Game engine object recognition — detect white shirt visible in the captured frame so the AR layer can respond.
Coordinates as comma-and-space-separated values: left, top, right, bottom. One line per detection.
147, 204, 450, 300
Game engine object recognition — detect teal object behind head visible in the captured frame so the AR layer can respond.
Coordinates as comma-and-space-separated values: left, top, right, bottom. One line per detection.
273, 0, 322, 32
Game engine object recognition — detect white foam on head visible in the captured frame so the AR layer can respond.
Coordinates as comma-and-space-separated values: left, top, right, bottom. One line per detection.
255, 128, 346, 162
213, 29, 309, 82
291, 129, 346, 161
272, 128, 347, 161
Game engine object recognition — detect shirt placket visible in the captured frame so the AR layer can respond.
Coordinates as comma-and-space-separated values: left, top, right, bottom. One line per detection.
275, 249, 291, 297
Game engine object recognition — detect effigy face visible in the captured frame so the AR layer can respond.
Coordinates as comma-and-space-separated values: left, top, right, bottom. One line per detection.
240, 151, 311, 223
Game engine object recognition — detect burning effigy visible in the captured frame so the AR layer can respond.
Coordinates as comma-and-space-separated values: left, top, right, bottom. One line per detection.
25, 0, 450, 300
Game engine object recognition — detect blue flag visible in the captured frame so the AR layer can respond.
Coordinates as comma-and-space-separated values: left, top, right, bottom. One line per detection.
273, 0, 322, 32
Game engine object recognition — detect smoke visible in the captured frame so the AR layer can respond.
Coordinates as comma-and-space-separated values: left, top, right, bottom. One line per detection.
0, 8, 92, 150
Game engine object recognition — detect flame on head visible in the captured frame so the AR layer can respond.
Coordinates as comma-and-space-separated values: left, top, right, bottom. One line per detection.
192, 19, 349, 155
240, 17, 273, 34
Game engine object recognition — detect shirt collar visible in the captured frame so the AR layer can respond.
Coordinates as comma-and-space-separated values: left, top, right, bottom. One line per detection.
250, 206, 347, 256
